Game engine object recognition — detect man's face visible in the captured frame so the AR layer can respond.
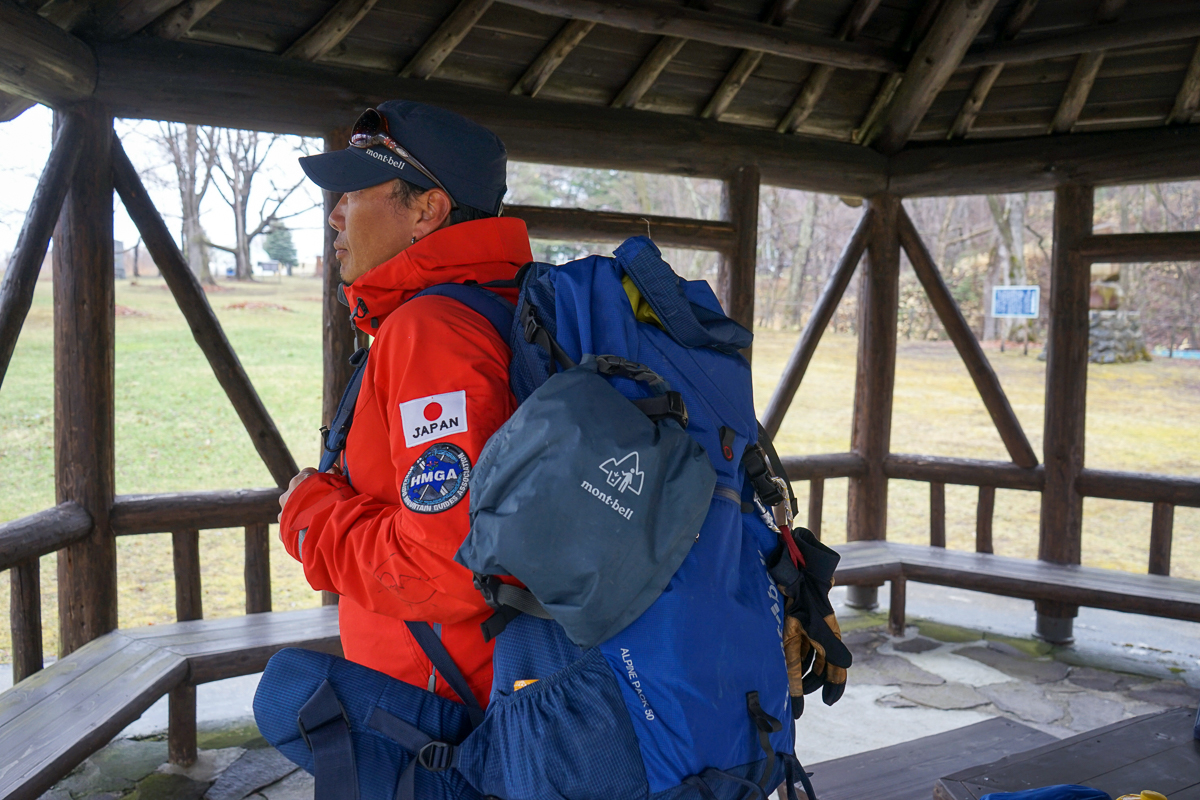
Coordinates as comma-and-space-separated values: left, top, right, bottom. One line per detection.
327, 180, 421, 285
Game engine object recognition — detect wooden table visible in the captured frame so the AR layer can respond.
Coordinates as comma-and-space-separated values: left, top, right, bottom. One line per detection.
936, 708, 1200, 800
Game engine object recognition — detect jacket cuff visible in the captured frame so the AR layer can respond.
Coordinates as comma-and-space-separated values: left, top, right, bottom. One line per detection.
279, 473, 355, 563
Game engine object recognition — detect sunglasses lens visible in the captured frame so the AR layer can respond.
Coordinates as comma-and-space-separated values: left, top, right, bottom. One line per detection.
351, 108, 384, 141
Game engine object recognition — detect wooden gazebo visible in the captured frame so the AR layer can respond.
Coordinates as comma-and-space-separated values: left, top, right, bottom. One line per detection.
2, 0, 1200, 796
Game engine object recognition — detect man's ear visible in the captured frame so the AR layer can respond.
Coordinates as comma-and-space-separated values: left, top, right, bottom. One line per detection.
420, 189, 453, 231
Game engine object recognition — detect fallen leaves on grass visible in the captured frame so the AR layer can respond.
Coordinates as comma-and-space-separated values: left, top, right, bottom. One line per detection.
115, 305, 148, 317
224, 301, 294, 312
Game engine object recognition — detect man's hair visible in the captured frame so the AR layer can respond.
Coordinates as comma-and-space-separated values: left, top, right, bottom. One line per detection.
390, 178, 494, 226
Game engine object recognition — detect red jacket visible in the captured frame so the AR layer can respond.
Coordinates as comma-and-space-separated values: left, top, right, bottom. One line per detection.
280, 217, 532, 709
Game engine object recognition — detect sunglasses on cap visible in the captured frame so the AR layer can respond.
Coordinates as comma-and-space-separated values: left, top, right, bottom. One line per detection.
349, 108, 458, 209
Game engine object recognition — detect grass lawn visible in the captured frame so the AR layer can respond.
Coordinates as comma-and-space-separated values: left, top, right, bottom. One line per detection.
1, 276, 1197, 661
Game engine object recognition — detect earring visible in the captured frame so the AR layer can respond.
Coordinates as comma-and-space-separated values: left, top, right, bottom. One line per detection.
411, 235, 417, 244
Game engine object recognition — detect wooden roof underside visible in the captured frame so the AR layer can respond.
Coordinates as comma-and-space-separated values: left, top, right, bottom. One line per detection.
5, 0, 1200, 195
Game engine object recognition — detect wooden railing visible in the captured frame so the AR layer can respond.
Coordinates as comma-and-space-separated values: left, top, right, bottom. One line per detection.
783, 452, 1200, 577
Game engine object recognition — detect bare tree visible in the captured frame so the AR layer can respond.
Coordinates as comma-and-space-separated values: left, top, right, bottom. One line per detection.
211, 130, 315, 280
156, 123, 219, 285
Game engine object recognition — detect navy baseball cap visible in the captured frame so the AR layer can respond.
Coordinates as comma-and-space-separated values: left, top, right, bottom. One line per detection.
299, 101, 508, 215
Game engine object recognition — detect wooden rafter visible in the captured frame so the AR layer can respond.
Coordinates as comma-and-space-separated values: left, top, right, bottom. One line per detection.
776, 0, 882, 134
400, 0, 494, 79
1048, 0, 1126, 135
0, 1, 96, 106
873, 0, 1001, 155
111, 137, 300, 487
700, 0, 798, 121
283, 0, 380, 61
959, 11, 1200, 69
611, 35, 687, 108
506, 205, 736, 251
499, 0, 899, 73
0, 112, 84, 389
1168, 39, 1200, 125
510, 18, 594, 97
761, 207, 872, 437
150, 0, 227, 39
854, 0, 943, 146
87, 0, 190, 40
897, 206, 1039, 468
947, 0, 1040, 139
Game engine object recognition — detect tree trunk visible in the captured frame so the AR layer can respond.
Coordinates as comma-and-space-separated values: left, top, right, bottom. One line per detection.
787, 193, 818, 326
234, 194, 252, 280
182, 213, 213, 285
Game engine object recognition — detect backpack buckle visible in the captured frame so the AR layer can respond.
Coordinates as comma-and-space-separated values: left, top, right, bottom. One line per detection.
418, 741, 454, 772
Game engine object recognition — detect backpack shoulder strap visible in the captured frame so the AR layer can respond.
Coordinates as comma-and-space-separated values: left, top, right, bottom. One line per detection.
319, 347, 369, 473
411, 283, 515, 343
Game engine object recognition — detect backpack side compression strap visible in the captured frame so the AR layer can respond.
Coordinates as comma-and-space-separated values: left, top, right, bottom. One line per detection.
297, 680, 359, 800
405, 621, 485, 729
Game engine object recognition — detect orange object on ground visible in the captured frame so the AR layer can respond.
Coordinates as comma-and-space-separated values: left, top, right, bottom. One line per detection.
279, 217, 532, 709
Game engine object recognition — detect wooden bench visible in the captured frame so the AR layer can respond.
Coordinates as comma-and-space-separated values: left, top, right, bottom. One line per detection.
0, 606, 340, 800
833, 541, 1200, 634
801, 717, 1055, 800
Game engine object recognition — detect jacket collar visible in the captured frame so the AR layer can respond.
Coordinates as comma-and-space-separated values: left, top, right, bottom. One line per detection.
341, 217, 531, 335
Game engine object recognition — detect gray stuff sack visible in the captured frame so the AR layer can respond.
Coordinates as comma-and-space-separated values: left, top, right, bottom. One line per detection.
456, 355, 716, 650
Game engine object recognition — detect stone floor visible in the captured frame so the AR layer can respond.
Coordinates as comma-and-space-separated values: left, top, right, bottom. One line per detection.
37, 607, 1200, 800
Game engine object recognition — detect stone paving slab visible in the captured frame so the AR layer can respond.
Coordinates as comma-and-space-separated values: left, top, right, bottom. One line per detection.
204, 749, 297, 800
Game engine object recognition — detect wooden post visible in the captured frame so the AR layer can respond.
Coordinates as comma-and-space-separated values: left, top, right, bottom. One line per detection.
1149, 502, 1174, 576
1037, 182, 1093, 645
53, 102, 118, 656
244, 523, 272, 614
888, 577, 906, 637
845, 194, 899, 609
10, 558, 43, 682
719, 165, 759, 360
930, 481, 946, 547
976, 485, 995, 554
321, 128, 354, 608
807, 478, 824, 540
169, 529, 201, 766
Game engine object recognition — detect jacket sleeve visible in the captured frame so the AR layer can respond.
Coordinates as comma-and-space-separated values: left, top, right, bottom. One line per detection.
280, 295, 516, 624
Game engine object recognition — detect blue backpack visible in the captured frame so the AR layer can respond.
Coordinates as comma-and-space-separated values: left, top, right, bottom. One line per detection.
255, 237, 823, 800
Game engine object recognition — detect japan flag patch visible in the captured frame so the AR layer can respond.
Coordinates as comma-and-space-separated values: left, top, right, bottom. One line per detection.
399, 390, 468, 448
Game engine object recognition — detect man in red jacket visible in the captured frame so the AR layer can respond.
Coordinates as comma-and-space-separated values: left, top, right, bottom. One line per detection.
277, 101, 531, 711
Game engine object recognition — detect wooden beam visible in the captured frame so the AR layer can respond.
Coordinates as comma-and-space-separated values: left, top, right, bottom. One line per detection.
781, 452, 867, 480
847, 194, 900, 543
885, 453, 1044, 491
807, 477, 824, 539
499, 0, 899, 73
149, 0, 228, 39
889, 123, 1200, 196
0, 111, 84, 390
112, 139, 299, 487
110, 488, 282, 535
719, 165, 760, 354
283, 0, 380, 61
898, 206, 1038, 467
400, 0, 494, 79
1148, 502, 1173, 576
1039, 183, 1092, 582
947, 0, 1040, 138
1168, 40, 1200, 125
873, 0, 1001, 155
96, 39, 888, 198
53, 102, 117, 657
1076, 468, 1200, 507
168, 527, 200, 766
505, 204, 736, 251
776, 0, 882, 133
0, 0, 96, 106
1076, 231, 1200, 263
511, 18, 594, 97
930, 481, 946, 547
854, 0, 944, 146
700, 0, 798, 120
0, 502, 93, 572
960, 13, 1200, 69
761, 207, 871, 437
888, 577, 906, 635
10, 557, 43, 683
611, 35, 687, 108
86, 0, 191, 40
321, 127, 356, 446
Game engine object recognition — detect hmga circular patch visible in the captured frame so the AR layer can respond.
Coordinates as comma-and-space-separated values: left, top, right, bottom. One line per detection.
402, 443, 472, 514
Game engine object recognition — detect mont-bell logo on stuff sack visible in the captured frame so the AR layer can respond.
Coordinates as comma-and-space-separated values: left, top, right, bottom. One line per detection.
399, 390, 467, 447
579, 451, 643, 520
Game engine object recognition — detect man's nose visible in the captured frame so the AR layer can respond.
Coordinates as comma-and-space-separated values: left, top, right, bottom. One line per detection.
328, 195, 347, 232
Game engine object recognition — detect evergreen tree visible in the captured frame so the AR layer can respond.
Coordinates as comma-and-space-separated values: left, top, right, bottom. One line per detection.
264, 220, 298, 271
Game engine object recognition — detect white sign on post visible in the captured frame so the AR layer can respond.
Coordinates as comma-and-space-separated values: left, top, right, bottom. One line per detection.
991, 285, 1040, 319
